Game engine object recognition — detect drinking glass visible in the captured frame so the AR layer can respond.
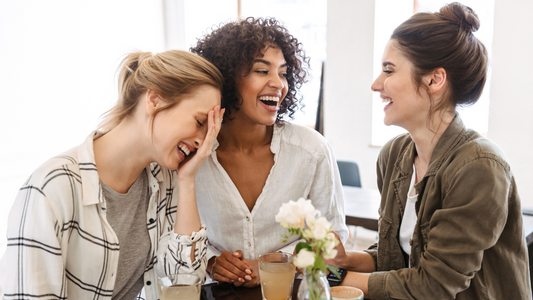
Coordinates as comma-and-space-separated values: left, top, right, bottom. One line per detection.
157, 273, 201, 300
258, 252, 296, 300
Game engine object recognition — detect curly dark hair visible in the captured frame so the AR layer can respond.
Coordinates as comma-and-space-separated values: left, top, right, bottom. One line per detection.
190, 17, 309, 124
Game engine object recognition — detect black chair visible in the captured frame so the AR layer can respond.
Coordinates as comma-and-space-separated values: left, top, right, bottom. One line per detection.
337, 160, 361, 188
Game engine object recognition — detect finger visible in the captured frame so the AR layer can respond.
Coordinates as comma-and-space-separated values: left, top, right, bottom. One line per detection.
217, 256, 252, 279
212, 266, 245, 283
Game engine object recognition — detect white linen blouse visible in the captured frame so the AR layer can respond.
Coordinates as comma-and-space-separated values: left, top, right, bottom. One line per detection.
0, 132, 208, 300
195, 123, 348, 261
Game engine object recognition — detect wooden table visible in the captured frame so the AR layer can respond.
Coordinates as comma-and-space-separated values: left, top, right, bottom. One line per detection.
343, 186, 380, 231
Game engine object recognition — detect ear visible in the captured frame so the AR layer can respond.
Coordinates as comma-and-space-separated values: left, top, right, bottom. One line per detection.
425, 67, 447, 95
145, 89, 162, 117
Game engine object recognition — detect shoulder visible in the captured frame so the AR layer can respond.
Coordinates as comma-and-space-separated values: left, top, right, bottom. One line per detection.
26, 146, 83, 191
448, 129, 511, 174
276, 123, 331, 155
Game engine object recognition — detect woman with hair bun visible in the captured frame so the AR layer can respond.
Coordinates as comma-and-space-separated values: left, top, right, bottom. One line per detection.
329, 3, 530, 299
0, 50, 225, 299
190, 17, 348, 287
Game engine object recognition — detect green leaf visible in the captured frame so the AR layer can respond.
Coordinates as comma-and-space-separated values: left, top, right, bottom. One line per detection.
295, 242, 312, 254
326, 264, 341, 279
281, 240, 287, 243
282, 234, 288, 239
314, 256, 327, 273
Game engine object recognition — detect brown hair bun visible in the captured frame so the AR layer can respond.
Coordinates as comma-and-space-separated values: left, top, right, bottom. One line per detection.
437, 2, 480, 33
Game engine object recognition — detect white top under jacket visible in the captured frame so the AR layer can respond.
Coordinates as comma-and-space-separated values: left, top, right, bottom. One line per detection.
195, 123, 349, 261
0, 131, 208, 300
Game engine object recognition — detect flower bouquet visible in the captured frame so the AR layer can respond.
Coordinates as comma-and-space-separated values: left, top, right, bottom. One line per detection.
275, 198, 341, 300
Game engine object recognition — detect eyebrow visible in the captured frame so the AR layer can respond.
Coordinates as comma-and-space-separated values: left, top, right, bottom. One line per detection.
253, 59, 288, 68
382, 61, 396, 67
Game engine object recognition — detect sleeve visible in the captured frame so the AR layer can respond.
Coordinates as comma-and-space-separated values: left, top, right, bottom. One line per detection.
0, 184, 68, 299
156, 173, 209, 282
308, 139, 349, 244
368, 157, 511, 300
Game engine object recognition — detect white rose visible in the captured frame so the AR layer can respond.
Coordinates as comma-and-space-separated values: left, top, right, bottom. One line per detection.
306, 216, 332, 240
294, 249, 316, 268
323, 248, 338, 260
275, 198, 317, 227
322, 238, 339, 259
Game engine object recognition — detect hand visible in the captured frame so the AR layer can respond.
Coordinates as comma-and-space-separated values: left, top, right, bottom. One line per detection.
234, 259, 260, 287
178, 106, 225, 179
210, 250, 253, 284
324, 231, 348, 269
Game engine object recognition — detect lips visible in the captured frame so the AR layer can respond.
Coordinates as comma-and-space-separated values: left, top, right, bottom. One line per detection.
259, 95, 280, 107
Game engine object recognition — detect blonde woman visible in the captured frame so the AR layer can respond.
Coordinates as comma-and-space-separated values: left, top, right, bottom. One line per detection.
0, 50, 224, 300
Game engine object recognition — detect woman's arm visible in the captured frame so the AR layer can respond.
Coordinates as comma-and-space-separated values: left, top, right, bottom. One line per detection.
157, 107, 224, 281
0, 181, 68, 299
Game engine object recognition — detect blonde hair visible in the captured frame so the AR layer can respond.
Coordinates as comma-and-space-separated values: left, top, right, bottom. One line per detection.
98, 50, 224, 132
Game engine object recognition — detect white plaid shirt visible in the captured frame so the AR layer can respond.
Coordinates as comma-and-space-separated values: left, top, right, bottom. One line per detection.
0, 132, 208, 300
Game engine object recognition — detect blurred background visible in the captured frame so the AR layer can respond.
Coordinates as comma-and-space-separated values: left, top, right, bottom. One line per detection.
1, 0, 532, 255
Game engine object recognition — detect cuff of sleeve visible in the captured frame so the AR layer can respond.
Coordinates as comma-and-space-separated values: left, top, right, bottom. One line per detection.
368, 271, 389, 300
363, 248, 378, 270
170, 224, 207, 244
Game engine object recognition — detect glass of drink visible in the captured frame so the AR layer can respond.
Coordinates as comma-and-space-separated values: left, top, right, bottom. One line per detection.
258, 252, 296, 300
157, 273, 201, 300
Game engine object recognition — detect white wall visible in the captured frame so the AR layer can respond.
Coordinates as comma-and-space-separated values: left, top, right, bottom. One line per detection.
0, 0, 166, 255
488, 0, 533, 209
325, 0, 533, 209
324, 0, 380, 189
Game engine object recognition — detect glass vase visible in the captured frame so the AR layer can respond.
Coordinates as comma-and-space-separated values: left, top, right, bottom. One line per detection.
297, 269, 331, 300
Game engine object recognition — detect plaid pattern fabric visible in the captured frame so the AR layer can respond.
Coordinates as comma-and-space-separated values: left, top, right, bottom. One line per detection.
0, 132, 208, 300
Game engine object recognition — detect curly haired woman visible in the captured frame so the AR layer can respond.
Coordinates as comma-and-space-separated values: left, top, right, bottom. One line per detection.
190, 17, 348, 287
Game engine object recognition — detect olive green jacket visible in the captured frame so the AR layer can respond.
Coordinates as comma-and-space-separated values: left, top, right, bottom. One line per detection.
366, 116, 531, 300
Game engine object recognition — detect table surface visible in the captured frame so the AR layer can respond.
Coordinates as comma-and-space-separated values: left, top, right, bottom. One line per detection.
343, 186, 380, 231
201, 279, 302, 300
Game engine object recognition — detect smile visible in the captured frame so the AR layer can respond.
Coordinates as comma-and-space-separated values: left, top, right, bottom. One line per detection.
382, 98, 393, 104
178, 142, 191, 157
259, 95, 280, 107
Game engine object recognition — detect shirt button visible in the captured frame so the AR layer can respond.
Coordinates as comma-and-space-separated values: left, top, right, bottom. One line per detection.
409, 239, 413, 246
246, 216, 250, 221
149, 218, 155, 224
146, 281, 151, 286
248, 242, 251, 247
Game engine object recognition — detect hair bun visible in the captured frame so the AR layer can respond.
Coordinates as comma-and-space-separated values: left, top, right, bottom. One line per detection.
438, 2, 480, 33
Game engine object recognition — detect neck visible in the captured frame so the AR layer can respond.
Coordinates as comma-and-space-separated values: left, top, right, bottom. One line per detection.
93, 117, 153, 193
410, 111, 455, 165
218, 118, 273, 152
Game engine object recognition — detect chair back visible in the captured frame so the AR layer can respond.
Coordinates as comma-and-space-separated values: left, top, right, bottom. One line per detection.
337, 160, 361, 187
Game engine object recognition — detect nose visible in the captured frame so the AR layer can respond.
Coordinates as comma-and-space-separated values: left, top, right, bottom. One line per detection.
371, 74, 383, 92
268, 73, 285, 90
194, 126, 208, 148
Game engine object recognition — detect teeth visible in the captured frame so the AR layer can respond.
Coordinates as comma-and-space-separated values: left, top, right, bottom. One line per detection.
382, 98, 392, 103
178, 143, 190, 156
259, 96, 280, 102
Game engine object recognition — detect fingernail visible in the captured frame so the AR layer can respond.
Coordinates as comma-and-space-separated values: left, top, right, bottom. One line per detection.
239, 278, 245, 282
245, 269, 252, 274
231, 279, 235, 282
233, 252, 239, 256
245, 275, 252, 281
